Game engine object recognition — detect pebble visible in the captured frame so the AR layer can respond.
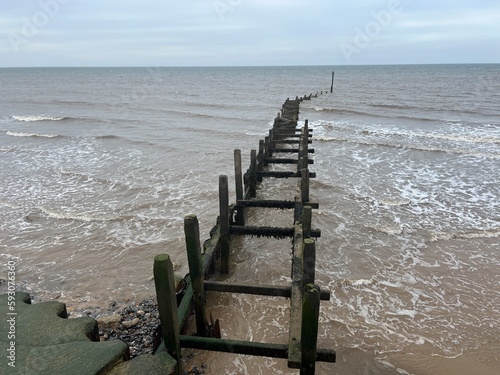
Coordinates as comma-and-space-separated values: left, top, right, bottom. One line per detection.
96, 298, 207, 374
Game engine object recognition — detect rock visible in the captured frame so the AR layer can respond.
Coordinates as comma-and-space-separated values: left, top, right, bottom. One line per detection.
97, 314, 122, 330
122, 318, 140, 329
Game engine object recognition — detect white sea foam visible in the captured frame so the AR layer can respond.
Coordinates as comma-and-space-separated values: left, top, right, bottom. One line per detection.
6, 131, 59, 138
12, 115, 66, 122
40, 207, 125, 222
379, 197, 411, 206
0, 199, 22, 209
367, 224, 403, 235
431, 228, 500, 242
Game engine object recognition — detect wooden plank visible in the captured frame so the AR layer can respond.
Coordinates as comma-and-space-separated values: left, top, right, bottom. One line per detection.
265, 158, 314, 165
236, 199, 319, 210
204, 281, 330, 300
180, 336, 288, 359
229, 225, 293, 238
177, 281, 193, 332
257, 171, 316, 179
273, 148, 315, 153
273, 135, 313, 141
202, 225, 221, 275
273, 140, 313, 144
237, 199, 319, 209
229, 225, 321, 239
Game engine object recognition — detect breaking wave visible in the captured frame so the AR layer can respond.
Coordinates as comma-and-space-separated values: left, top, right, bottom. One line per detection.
11, 115, 69, 122
6, 131, 61, 138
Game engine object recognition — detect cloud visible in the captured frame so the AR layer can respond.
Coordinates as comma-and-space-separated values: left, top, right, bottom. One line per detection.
1, 0, 499, 67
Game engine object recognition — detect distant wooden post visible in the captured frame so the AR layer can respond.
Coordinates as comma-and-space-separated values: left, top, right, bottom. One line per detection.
330, 71, 335, 93
219, 175, 230, 274
184, 215, 208, 337
301, 167, 309, 203
301, 284, 320, 375
250, 150, 257, 198
303, 238, 316, 287
234, 149, 244, 225
153, 254, 182, 375
268, 129, 274, 157
264, 136, 270, 160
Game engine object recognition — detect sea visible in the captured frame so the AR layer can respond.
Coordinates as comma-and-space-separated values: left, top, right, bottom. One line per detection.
0, 64, 499, 375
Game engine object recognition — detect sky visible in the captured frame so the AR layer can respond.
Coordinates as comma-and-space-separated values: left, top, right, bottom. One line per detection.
1, 0, 499, 67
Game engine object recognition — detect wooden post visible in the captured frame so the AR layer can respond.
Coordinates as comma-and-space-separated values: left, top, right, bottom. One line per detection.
330, 71, 335, 93
301, 284, 320, 375
250, 150, 257, 198
219, 175, 230, 274
301, 167, 309, 203
268, 129, 274, 157
302, 120, 309, 158
153, 254, 182, 375
298, 120, 309, 173
234, 149, 244, 225
302, 205, 312, 239
234, 149, 243, 201
303, 238, 316, 287
264, 136, 270, 160
184, 215, 208, 337
258, 140, 265, 181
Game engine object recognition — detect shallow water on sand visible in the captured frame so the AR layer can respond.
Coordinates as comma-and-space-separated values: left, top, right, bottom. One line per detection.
1, 64, 499, 374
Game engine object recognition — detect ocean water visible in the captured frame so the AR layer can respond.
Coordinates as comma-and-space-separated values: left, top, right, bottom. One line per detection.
0, 65, 499, 374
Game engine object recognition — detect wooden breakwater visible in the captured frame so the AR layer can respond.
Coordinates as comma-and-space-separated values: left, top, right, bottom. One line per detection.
153, 90, 336, 374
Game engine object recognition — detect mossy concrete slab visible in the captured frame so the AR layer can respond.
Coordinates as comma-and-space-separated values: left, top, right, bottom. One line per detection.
1, 292, 128, 374
107, 352, 177, 375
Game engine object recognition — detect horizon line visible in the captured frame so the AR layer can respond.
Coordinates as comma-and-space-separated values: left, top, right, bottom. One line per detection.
1, 62, 499, 69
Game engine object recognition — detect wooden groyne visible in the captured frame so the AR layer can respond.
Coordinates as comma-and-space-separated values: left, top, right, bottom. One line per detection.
153, 90, 336, 374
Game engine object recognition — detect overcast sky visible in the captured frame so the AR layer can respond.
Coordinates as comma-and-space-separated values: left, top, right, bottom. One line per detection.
1, 0, 499, 67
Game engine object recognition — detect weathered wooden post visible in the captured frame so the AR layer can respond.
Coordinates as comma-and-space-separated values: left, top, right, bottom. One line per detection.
303, 119, 309, 157
264, 136, 270, 160
258, 140, 265, 181
301, 284, 320, 375
184, 215, 208, 337
301, 167, 309, 203
302, 205, 312, 239
303, 238, 316, 287
219, 175, 230, 274
298, 120, 309, 173
268, 129, 274, 157
250, 150, 257, 198
234, 149, 244, 225
153, 254, 182, 375
330, 71, 335, 93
